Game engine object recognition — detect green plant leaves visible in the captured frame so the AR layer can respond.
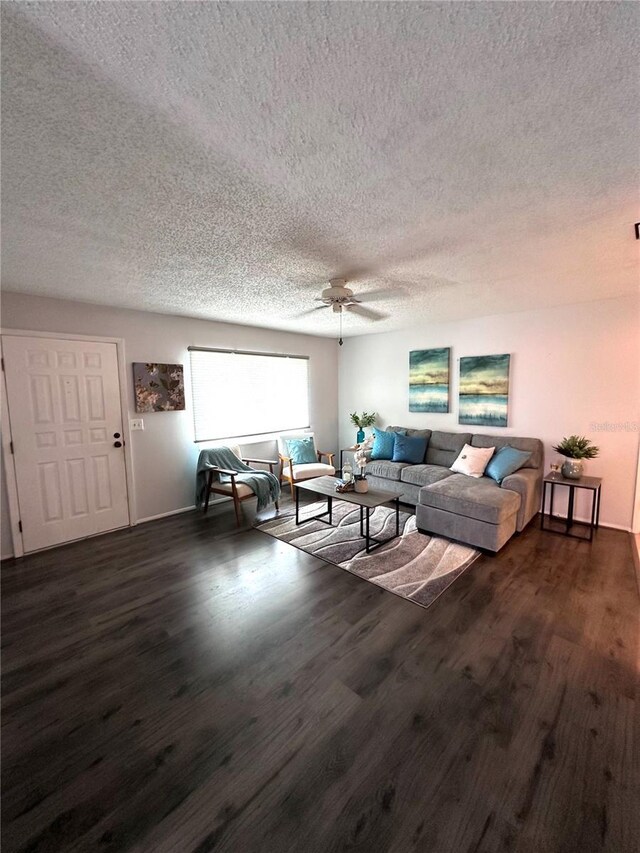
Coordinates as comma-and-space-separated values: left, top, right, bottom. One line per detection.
349, 411, 377, 428
552, 435, 599, 459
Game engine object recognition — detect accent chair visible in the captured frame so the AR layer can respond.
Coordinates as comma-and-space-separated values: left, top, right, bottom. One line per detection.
203, 444, 279, 526
277, 432, 335, 496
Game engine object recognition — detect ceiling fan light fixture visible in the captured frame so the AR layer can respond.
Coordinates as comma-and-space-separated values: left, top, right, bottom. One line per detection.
302, 277, 389, 340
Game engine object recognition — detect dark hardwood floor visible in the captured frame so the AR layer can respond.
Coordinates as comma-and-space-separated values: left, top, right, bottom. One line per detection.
2, 497, 639, 853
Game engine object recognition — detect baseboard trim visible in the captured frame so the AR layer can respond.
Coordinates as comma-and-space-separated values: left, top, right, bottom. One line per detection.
540, 511, 630, 533
135, 505, 196, 525
631, 533, 640, 597
135, 497, 232, 526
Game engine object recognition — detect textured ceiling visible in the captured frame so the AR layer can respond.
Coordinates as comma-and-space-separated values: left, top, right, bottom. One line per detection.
1, 2, 638, 338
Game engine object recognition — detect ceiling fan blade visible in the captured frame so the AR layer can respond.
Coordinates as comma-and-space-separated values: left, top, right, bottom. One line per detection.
346, 304, 388, 322
294, 305, 330, 317
357, 288, 406, 302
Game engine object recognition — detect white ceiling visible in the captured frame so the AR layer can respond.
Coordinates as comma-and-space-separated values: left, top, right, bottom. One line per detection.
1, 2, 638, 338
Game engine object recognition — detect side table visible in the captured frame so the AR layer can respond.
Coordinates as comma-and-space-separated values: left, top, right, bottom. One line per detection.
540, 473, 601, 542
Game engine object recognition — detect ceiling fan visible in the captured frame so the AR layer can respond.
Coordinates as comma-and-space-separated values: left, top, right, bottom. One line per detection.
298, 279, 388, 344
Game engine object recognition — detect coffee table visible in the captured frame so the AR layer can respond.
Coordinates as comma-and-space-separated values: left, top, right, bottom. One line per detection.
294, 475, 402, 553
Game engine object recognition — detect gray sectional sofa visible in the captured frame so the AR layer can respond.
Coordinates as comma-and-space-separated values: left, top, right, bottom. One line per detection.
364, 427, 543, 552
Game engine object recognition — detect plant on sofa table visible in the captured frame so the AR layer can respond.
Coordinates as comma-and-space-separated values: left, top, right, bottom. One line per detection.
349, 411, 376, 444
552, 435, 599, 480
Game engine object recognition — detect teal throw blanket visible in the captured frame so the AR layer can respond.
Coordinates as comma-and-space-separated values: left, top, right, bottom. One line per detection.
195, 447, 280, 511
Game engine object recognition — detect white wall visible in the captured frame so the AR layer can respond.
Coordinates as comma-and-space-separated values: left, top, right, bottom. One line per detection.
1, 292, 339, 557
339, 294, 640, 530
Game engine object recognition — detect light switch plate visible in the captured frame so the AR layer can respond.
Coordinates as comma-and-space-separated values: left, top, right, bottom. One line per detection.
130, 418, 144, 431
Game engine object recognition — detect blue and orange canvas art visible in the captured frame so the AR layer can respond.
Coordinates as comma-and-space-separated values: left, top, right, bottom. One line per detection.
409, 348, 450, 413
458, 354, 510, 427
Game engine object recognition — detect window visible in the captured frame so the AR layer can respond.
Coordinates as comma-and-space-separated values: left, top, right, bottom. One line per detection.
189, 347, 310, 442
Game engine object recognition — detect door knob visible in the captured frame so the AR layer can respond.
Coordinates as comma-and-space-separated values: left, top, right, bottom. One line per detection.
113, 432, 121, 438
114, 441, 122, 448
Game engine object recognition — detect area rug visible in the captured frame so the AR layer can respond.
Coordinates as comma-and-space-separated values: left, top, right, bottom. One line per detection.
256, 501, 480, 609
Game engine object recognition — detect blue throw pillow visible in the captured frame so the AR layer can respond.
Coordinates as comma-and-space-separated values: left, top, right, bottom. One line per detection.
371, 427, 397, 460
485, 446, 531, 484
286, 437, 317, 465
393, 433, 428, 464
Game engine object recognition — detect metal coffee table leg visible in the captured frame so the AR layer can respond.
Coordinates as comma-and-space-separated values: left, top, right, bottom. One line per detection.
364, 499, 402, 554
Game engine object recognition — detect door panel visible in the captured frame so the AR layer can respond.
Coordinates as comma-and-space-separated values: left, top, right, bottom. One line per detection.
2, 336, 130, 552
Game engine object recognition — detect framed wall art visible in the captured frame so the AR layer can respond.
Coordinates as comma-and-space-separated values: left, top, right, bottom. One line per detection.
409, 347, 450, 413
458, 354, 510, 427
133, 362, 185, 412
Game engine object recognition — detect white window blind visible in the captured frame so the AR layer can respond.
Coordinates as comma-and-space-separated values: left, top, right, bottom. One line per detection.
189, 348, 310, 442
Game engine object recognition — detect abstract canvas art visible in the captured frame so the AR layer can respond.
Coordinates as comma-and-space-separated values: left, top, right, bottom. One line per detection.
409, 348, 450, 412
133, 363, 185, 413
459, 354, 510, 427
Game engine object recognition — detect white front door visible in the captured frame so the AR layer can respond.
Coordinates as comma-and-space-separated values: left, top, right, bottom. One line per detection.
2, 335, 130, 552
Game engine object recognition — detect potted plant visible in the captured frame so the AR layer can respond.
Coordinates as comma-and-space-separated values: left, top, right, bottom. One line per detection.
349, 411, 376, 444
552, 435, 599, 479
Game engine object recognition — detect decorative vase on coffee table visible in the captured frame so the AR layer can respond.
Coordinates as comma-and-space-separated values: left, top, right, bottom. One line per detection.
561, 459, 583, 479
356, 428, 365, 444
354, 477, 368, 493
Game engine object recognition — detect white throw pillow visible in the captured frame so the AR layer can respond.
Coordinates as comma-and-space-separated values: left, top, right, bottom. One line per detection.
450, 444, 495, 478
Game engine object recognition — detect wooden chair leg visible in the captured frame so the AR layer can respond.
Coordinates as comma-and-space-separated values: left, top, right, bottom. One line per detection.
204, 471, 214, 514
229, 477, 243, 527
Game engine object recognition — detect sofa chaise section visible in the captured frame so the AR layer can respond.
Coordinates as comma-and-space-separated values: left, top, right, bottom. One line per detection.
416, 474, 521, 552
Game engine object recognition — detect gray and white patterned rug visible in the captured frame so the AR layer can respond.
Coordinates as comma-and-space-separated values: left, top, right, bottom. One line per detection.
256, 501, 480, 609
